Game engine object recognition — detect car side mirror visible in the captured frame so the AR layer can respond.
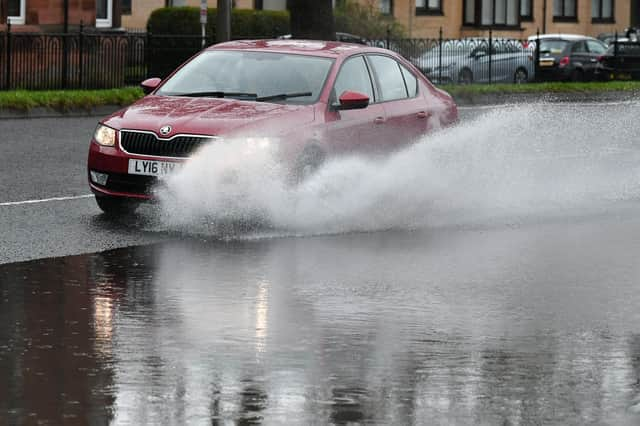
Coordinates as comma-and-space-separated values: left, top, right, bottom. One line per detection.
140, 77, 162, 95
335, 91, 370, 110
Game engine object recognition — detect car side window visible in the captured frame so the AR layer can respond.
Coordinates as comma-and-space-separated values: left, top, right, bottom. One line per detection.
586, 40, 606, 54
572, 41, 587, 53
332, 56, 375, 103
367, 55, 408, 102
399, 64, 418, 98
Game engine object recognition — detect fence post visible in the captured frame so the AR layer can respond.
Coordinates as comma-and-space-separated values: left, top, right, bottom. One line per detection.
5, 21, 10, 90
78, 21, 84, 89
386, 26, 390, 50
62, 33, 68, 89
145, 27, 152, 78
488, 29, 492, 84
614, 30, 618, 79
438, 27, 443, 84
535, 28, 540, 82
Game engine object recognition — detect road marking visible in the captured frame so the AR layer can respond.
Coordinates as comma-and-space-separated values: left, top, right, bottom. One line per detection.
0, 194, 94, 207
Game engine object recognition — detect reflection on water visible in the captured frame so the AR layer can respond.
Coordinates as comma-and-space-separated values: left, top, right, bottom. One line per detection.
2, 216, 640, 424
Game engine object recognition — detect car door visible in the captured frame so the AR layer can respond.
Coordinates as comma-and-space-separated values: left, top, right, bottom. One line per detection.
585, 39, 607, 79
366, 54, 431, 148
323, 55, 386, 155
569, 41, 591, 78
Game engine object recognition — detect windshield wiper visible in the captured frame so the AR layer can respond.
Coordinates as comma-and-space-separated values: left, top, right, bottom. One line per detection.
256, 92, 312, 102
173, 91, 257, 98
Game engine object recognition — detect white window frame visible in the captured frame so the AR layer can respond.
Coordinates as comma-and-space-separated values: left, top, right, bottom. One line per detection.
96, 0, 113, 28
8, 0, 26, 25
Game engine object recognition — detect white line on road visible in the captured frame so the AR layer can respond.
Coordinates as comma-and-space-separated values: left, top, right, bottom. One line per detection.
0, 194, 94, 207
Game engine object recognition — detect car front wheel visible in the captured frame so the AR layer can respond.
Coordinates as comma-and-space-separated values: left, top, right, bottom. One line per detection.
514, 68, 528, 84
458, 68, 473, 84
95, 196, 139, 216
292, 144, 326, 184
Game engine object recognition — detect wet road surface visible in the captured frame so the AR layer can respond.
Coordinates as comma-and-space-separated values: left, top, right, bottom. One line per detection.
2, 102, 640, 424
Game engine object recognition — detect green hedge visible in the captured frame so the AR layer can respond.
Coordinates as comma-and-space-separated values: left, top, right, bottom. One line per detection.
147, 7, 290, 38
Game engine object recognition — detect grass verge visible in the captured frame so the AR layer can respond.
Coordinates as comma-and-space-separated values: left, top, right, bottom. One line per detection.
0, 81, 638, 112
0, 87, 144, 111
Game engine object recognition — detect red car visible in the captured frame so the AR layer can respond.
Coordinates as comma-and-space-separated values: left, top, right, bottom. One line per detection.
88, 39, 458, 214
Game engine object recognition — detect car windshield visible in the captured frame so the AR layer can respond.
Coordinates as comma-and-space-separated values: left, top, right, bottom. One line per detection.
539, 40, 569, 55
157, 50, 334, 104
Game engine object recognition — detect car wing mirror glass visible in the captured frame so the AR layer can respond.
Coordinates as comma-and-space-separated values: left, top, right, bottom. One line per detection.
141, 77, 162, 95
335, 90, 370, 110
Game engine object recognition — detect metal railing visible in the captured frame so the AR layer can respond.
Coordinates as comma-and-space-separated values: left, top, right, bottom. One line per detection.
368, 29, 537, 85
0, 23, 214, 90
1, 25, 636, 90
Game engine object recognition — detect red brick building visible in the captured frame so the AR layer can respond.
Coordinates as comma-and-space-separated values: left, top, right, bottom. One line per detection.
1, 0, 123, 31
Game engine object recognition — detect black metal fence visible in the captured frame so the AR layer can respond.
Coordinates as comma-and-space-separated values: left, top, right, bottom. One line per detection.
0, 23, 217, 90
368, 30, 537, 84
0, 24, 636, 90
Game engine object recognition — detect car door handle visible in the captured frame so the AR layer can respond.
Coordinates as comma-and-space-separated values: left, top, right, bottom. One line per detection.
417, 111, 429, 119
374, 117, 385, 124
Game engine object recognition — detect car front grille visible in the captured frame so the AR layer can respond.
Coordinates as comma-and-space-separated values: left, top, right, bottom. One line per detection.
120, 130, 212, 158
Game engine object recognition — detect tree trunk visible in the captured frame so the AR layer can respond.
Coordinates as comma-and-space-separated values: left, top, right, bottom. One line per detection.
217, 0, 231, 42
289, 0, 335, 41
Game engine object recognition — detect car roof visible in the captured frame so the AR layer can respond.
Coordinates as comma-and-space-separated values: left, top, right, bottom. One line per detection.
208, 39, 384, 58
527, 33, 597, 41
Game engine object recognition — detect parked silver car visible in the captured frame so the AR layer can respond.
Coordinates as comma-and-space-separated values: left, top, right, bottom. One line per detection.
414, 38, 535, 84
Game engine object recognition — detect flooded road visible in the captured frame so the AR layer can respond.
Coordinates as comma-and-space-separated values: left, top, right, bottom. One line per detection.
2, 207, 640, 424
2, 102, 640, 424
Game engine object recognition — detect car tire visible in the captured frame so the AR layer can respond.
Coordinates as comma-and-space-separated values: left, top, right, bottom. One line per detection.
292, 144, 326, 184
95, 196, 139, 216
459, 68, 473, 84
570, 68, 584, 82
514, 68, 528, 84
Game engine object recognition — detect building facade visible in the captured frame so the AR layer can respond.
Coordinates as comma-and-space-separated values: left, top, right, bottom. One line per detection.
1, 0, 122, 30
386, 0, 632, 38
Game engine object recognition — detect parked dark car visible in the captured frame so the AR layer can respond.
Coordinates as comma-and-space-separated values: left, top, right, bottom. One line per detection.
536, 35, 607, 81
596, 41, 640, 81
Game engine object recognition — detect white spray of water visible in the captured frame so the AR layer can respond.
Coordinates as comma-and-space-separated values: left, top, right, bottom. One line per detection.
157, 103, 640, 236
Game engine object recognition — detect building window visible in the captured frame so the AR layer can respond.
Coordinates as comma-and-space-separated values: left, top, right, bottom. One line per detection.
592, 0, 614, 21
464, 0, 519, 26
96, 0, 113, 27
256, 0, 286, 10
379, 0, 393, 14
553, 0, 577, 21
122, 0, 132, 15
8, 0, 25, 24
416, 0, 442, 15
520, 0, 533, 20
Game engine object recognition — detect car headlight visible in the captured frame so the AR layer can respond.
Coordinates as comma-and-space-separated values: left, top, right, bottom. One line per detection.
94, 124, 116, 147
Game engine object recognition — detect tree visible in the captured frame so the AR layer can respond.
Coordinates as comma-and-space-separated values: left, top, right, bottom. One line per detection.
289, 0, 335, 40
335, 0, 405, 40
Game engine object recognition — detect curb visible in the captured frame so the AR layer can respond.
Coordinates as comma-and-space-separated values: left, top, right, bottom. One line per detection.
0, 105, 123, 120
452, 90, 640, 106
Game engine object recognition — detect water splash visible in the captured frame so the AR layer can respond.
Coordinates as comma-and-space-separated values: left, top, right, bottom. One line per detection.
156, 102, 640, 236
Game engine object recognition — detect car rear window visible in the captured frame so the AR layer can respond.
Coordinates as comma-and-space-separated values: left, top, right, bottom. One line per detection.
539, 40, 569, 55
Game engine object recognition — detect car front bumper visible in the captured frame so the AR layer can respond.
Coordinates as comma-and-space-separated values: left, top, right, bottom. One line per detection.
87, 139, 183, 200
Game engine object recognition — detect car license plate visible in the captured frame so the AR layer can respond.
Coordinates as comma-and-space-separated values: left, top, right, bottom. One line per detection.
539, 61, 554, 67
128, 159, 182, 177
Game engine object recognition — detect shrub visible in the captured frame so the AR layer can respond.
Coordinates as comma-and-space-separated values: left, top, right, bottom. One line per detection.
147, 7, 290, 38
